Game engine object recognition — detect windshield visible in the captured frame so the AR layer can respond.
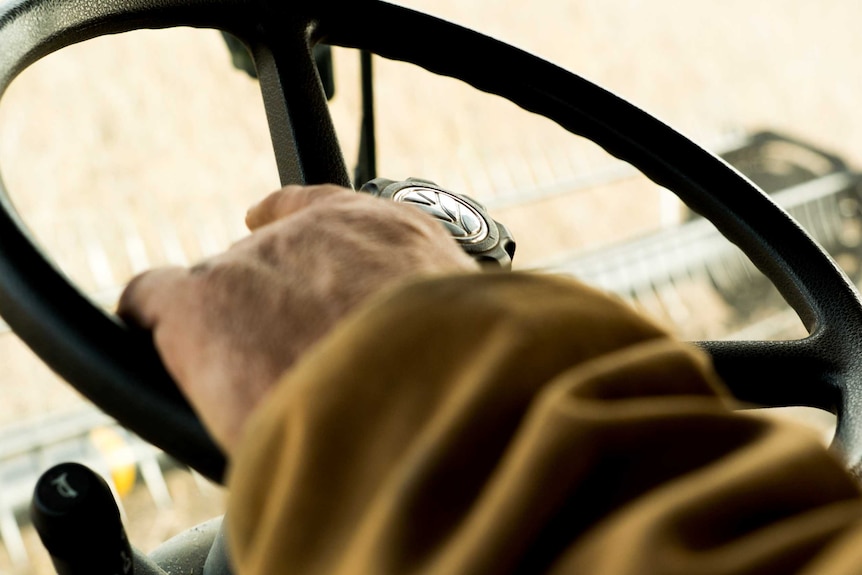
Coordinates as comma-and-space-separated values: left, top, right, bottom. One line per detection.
0, 1, 857, 571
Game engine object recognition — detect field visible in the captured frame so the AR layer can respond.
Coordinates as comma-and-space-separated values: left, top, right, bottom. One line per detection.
0, 0, 860, 572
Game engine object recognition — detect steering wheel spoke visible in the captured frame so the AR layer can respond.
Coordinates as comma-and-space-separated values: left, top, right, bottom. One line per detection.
697, 338, 841, 412
247, 27, 351, 187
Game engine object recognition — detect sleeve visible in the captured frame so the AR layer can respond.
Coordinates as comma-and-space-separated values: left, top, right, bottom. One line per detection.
225, 272, 862, 575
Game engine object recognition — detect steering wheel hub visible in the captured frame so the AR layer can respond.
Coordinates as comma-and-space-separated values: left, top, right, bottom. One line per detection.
394, 187, 488, 243
360, 176, 515, 268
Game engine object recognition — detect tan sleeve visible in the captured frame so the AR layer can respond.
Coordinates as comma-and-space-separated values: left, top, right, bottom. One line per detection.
226, 273, 862, 575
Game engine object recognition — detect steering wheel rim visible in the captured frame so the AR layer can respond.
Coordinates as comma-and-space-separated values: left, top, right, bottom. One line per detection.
1, 0, 861, 484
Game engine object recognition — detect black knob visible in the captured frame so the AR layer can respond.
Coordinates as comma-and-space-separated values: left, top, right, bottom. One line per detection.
31, 462, 134, 575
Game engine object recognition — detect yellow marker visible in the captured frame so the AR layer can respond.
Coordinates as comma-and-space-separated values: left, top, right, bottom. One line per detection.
89, 426, 137, 497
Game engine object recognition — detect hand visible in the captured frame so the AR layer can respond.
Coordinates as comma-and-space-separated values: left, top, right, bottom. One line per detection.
118, 184, 478, 455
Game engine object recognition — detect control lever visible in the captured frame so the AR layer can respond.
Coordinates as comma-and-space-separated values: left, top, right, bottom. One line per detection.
359, 177, 516, 269
31, 462, 134, 575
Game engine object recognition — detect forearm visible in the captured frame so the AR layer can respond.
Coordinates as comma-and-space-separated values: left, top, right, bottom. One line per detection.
226, 273, 862, 575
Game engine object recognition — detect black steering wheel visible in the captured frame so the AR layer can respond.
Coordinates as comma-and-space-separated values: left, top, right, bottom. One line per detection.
1, 0, 862, 484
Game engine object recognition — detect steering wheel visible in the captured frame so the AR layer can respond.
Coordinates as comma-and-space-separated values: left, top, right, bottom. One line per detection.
2, 0, 862, 485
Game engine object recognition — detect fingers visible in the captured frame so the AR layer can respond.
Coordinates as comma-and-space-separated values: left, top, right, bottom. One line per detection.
117, 266, 189, 330
246, 184, 354, 231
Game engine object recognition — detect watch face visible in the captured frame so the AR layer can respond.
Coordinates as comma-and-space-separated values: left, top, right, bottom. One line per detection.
393, 186, 489, 243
